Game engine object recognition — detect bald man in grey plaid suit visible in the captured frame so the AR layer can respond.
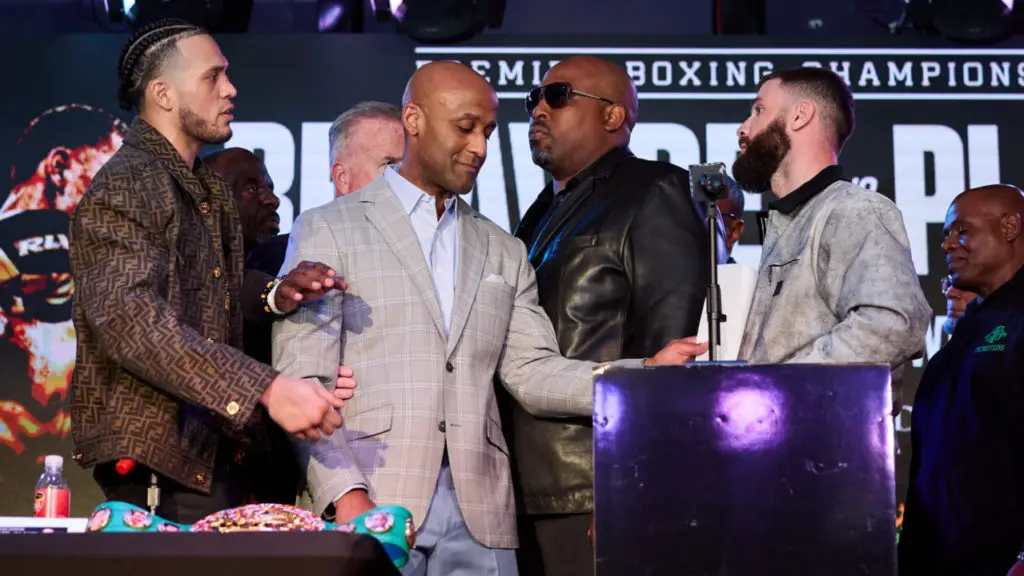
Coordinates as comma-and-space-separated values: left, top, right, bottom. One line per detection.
272, 61, 704, 575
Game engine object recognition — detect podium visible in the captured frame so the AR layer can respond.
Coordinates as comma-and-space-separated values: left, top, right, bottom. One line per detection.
593, 363, 896, 576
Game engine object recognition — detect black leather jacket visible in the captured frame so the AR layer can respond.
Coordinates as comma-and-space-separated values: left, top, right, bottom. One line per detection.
500, 147, 710, 515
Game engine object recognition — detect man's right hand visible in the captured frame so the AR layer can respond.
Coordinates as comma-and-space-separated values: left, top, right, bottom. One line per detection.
334, 489, 377, 524
647, 336, 709, 365
260, 374, 344, 440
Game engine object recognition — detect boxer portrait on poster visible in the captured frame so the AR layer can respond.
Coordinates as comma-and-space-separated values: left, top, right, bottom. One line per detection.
0, 105, 125, 495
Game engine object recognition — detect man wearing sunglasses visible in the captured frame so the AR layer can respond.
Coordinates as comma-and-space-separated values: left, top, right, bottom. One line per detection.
500, 56, 710, 576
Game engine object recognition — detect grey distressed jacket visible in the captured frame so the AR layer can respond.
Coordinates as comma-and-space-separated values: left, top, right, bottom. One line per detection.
738, 179, 931, 371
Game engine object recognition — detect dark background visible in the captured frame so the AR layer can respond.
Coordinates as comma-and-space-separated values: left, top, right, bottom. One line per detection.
2, 32, 1020, 517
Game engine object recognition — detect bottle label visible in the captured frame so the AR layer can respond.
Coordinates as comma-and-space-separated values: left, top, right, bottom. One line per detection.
34, 487, 70, 518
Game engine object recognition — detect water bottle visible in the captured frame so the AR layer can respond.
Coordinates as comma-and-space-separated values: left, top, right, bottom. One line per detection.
33, 455, 70, 518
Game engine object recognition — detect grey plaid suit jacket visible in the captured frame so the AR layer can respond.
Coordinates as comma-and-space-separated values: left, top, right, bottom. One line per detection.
272, 175, 632, 549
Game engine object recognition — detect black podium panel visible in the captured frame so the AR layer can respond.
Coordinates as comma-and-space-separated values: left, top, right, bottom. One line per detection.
593, 363, 895, 576
0, 532, 400, 576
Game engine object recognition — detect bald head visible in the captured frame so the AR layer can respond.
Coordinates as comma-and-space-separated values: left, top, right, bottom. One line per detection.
399, 61, 498, 197
954, 184, 1024, 217
206, 147, 256, 173
205, 147, 279, 253
551, 56, 638, 128
403, 61, 495, 109
529, 57, 638, 182
943, 184, 1024, 297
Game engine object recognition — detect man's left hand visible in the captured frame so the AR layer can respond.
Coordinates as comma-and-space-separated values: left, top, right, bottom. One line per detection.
334, 365, 357, 406
295, 365, 358, 441
275, 261, 348, 314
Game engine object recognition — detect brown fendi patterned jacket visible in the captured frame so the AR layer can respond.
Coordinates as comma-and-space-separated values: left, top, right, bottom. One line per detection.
69, 118, 279, 493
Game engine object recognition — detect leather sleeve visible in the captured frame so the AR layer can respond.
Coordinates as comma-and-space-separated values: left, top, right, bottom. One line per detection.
70, 180, 277, 424
623, 172, 710, 355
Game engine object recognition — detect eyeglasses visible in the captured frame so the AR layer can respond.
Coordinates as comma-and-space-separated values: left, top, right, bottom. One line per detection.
941, 274, 954, 296
525, 82, 615, 115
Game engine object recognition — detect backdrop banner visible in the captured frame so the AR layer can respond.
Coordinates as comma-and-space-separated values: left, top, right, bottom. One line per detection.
2, 33, 1021, 517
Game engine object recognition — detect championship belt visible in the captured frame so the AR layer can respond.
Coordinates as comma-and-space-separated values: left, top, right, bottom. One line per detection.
85, 501, 416, 569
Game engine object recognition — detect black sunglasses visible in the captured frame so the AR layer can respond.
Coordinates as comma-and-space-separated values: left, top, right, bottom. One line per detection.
525, 82, 615, 115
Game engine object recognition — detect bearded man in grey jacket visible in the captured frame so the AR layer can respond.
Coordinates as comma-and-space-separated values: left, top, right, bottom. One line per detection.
733, 67, 930, 375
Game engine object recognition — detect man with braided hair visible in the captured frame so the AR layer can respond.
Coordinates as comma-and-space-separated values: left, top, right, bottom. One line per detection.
70, 19, 355, 522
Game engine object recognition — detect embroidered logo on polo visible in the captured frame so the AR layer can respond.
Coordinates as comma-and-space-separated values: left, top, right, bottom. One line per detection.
975, 325, 1008, 353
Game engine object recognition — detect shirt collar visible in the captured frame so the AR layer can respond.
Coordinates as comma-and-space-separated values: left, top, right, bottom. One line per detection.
384, 166, 456, 217
971, 263, 1024, 312
769, 165, 845, 215
545, 146, 634, 198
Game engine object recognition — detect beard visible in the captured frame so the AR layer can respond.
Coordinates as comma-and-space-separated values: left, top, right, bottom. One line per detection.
731, 116, 791, 194
530, 141, 554, 170
529, 120, 556, 170
179, 106, 231, 146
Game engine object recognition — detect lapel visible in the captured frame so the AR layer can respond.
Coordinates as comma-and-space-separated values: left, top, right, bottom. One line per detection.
528, 182, 597, 265
126, 118, 211, 208
446, 200, 488, 358
514, 187, 553, 243
361, 177, 447, 342
527, 147, 633, 265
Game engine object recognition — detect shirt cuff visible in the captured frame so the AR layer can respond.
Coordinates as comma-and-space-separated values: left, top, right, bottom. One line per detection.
322, 483, 370, 522
266, 280, 284, 316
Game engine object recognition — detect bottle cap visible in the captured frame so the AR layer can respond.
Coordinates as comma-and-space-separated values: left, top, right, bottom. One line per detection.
44, 455, 63, 470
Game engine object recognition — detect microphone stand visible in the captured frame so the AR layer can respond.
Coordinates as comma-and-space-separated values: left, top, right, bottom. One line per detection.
689, 162, 732, 362
704, 199, 725, 361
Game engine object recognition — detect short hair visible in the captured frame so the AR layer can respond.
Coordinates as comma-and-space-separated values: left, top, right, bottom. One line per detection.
9, 104, 126, 187
760, 67, 856, 153
328, 101, 402, 166
116, 18, 207, 111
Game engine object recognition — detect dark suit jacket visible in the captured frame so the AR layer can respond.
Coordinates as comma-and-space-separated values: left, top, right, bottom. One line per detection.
240, 232, 304, 504
69, 118, 280, 493
243, 233, 290, 365
502, 146, 709, 515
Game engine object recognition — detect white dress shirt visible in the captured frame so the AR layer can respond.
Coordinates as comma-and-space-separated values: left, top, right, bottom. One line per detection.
383, 166, 458, 336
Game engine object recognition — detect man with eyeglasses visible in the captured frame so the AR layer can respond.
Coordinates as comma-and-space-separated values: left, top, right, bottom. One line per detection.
499, 55, 710, 576
899, 185, 1024, 576
940, 274, 979, 337
717, 175, 747, 263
